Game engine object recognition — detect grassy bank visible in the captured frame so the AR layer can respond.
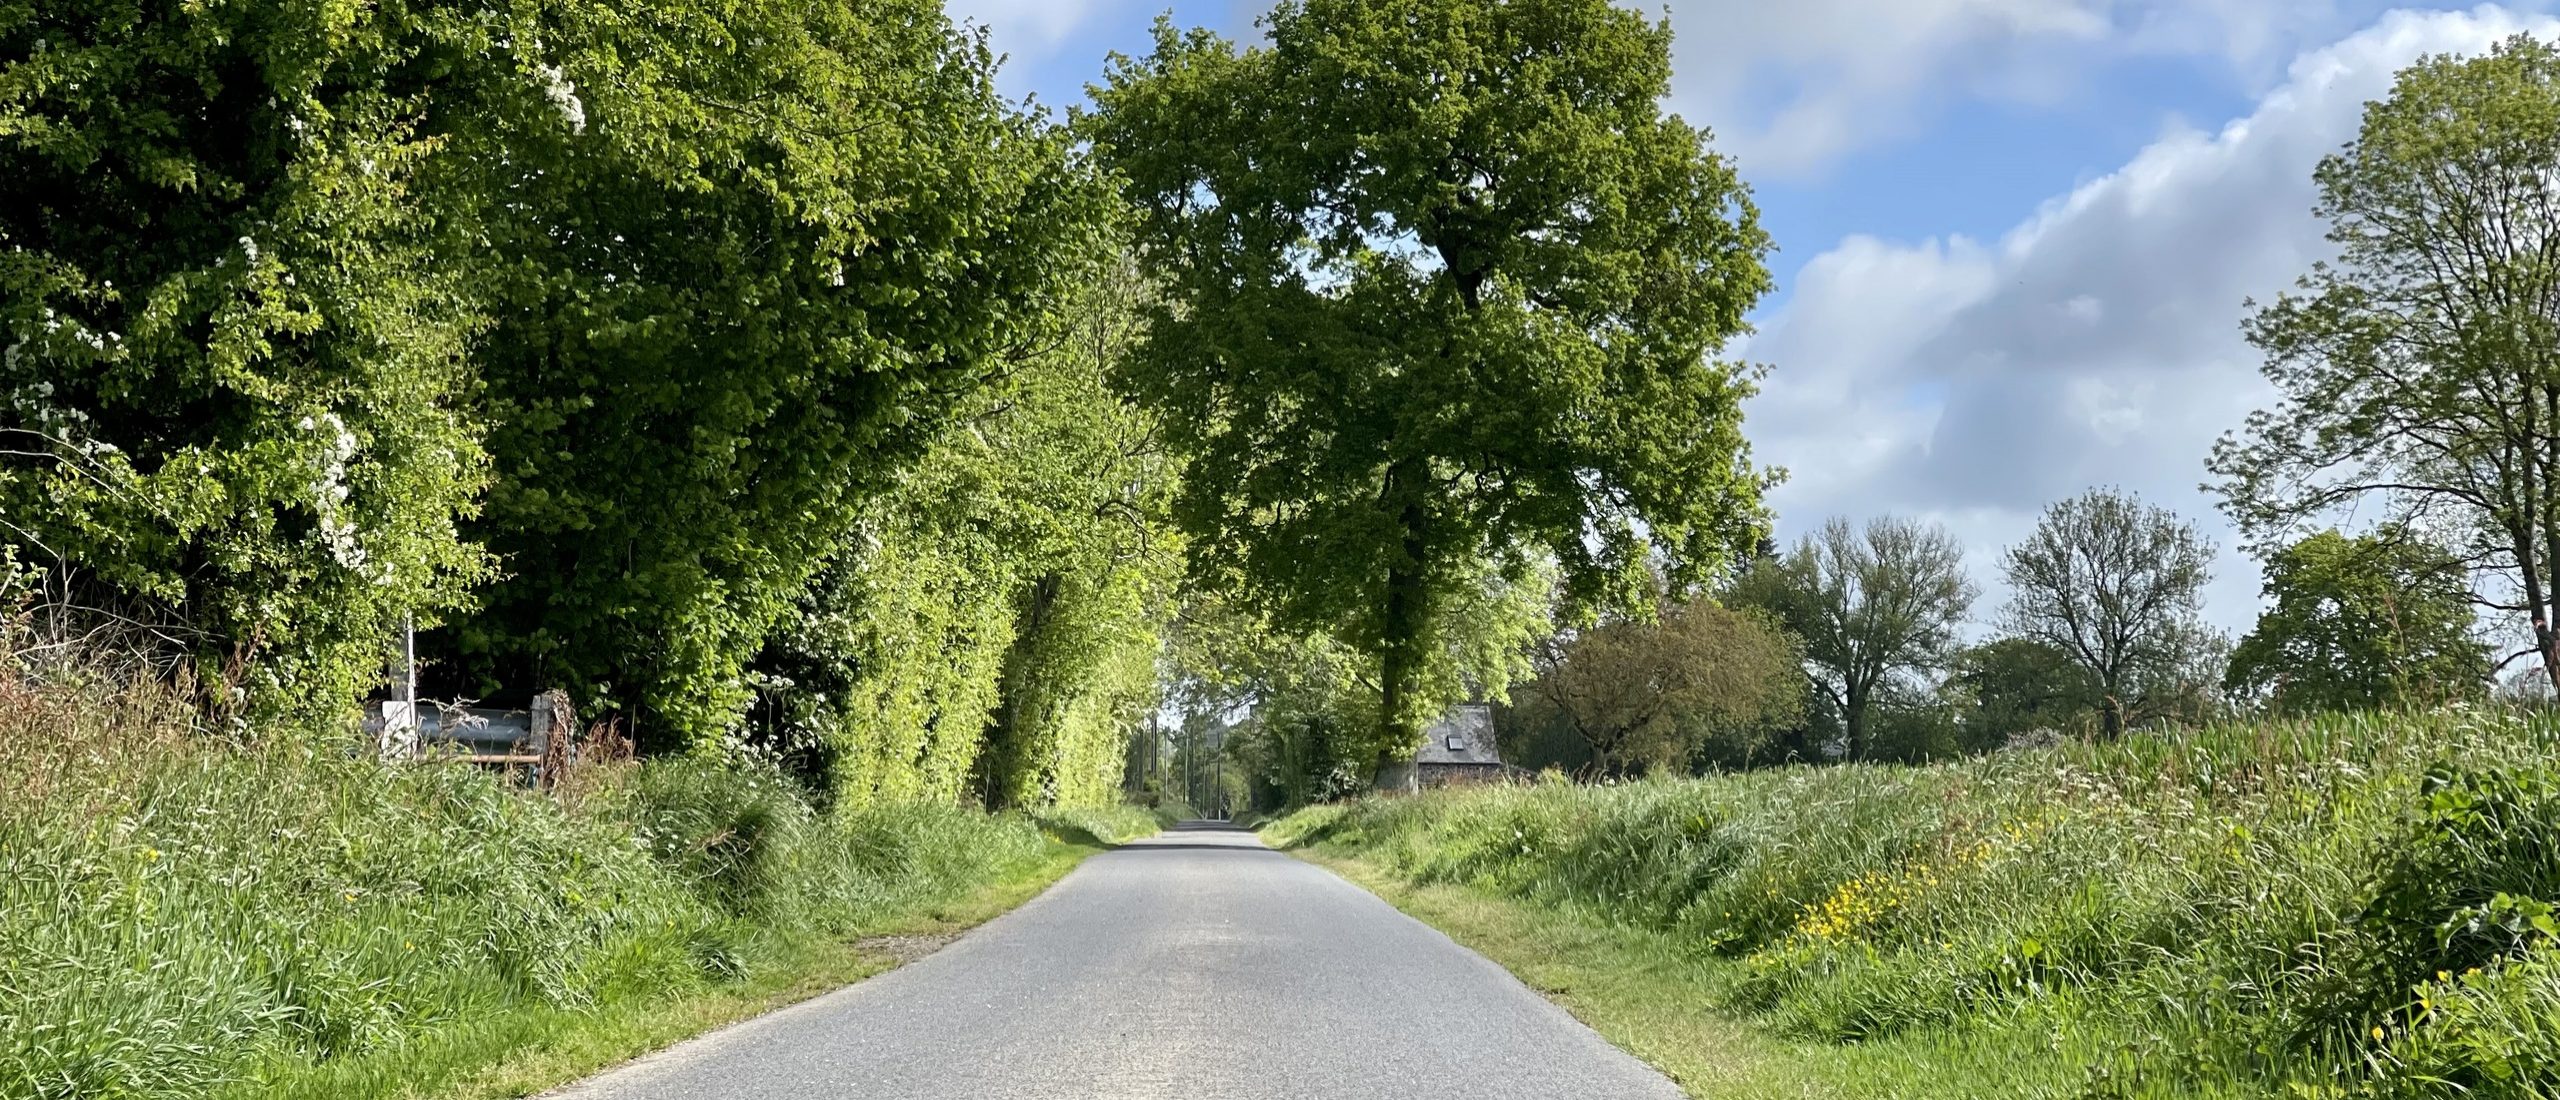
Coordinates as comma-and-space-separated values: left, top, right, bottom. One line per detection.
0, 672, 1166, 1100
1266, 709, 2560, 1099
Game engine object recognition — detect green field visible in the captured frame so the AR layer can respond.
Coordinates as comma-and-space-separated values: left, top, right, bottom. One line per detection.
1266, 709, 2560, 1099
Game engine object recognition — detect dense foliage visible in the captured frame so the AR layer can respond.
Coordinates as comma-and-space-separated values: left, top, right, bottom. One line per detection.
1088, 0, 1775, 764
1, 0, 1167, 808
2227, 529, 2491, 712
0, 1, 497, 722
435, 0, 1100, 741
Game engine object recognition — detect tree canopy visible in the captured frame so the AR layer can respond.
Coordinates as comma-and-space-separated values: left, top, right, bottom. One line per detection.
2225, 528, 2490, 712
1086, 0, 1775, 769
1734, 517, 1973, 761
2211, 34, 2560, 692
2002, 488, 2217, 738
1520, 598, 1803, 775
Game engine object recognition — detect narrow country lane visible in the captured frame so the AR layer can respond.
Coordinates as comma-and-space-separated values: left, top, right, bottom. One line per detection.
546, 822, 1686, 1100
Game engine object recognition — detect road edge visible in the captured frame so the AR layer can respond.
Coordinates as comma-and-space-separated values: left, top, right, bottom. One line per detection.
244, 831, 1135, 1100
1281, 846, 1829, 1100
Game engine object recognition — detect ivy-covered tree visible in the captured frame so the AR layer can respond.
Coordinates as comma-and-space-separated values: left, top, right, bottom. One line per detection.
749, 250, 1183, 808
0, 3, 496, 720
2225, 529, 2490, 712
432, 0, 1101, 743
1088, 0, 1774, 775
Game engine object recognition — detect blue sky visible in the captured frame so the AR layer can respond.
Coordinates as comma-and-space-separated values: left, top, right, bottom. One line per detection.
952, 0, 2560, 643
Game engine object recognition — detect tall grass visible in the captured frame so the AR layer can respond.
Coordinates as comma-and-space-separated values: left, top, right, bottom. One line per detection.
0, 658, 1163, 1100
1267, 709, 2560, 1099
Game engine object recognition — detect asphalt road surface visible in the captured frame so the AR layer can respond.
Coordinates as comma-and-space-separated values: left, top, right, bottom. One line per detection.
548, 821, 1686, 1100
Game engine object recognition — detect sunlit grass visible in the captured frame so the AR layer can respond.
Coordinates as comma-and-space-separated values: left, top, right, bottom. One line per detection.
0, 668, 1165, 1100
1269, 708, 2560, 1098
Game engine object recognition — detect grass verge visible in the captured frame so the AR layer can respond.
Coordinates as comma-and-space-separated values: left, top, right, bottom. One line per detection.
1268, 708, 2560, 1099
0, 663, 1169, 1100
235, 832, 1113, 1100
1298, 851, 1821, 1098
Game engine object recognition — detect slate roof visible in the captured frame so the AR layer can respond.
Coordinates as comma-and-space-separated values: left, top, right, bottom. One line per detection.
1415, 704, 1500, 766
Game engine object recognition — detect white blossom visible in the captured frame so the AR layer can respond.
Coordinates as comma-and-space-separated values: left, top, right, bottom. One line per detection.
538, 64, 586, 134
303, 412, 372, 575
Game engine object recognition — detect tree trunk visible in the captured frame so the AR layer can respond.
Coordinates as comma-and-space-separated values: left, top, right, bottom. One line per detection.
981, 573, 1063, 812
1374, 456, 1433, 792
1843, 683, 1867, 762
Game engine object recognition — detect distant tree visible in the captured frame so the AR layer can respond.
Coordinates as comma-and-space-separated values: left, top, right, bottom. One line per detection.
2225, 529, 2490, 712
1950, 637, 2101, 745
2001, 489, 2214, 738
2210, 34, 2560, 692
1087, 0, 1775, 777
1523, 600, 1805, 776
1735, 517, 1975, 761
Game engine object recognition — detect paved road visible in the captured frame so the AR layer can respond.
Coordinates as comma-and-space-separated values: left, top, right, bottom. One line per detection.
549, 822, 1686, 1100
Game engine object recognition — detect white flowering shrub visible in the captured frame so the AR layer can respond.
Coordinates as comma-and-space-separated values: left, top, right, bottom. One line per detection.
0, 3, 494, 723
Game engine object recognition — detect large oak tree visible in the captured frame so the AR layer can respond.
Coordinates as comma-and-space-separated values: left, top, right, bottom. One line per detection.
1087, 0, 1774, 773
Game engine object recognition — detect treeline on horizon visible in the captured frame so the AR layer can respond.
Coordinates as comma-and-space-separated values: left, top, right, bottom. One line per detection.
15, 2, 2560, 819
1480, 490, 2499, 787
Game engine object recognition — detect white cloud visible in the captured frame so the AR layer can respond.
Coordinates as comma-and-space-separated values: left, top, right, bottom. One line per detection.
945, 0, 1114, 59
1653, 0, 2508, 177
1741, 4, 2560, 633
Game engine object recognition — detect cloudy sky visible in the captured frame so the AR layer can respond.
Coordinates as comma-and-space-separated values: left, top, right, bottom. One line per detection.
954, 0, 2560, 636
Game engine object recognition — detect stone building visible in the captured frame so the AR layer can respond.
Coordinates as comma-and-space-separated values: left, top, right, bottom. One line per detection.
1376, 704, 1503, 791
